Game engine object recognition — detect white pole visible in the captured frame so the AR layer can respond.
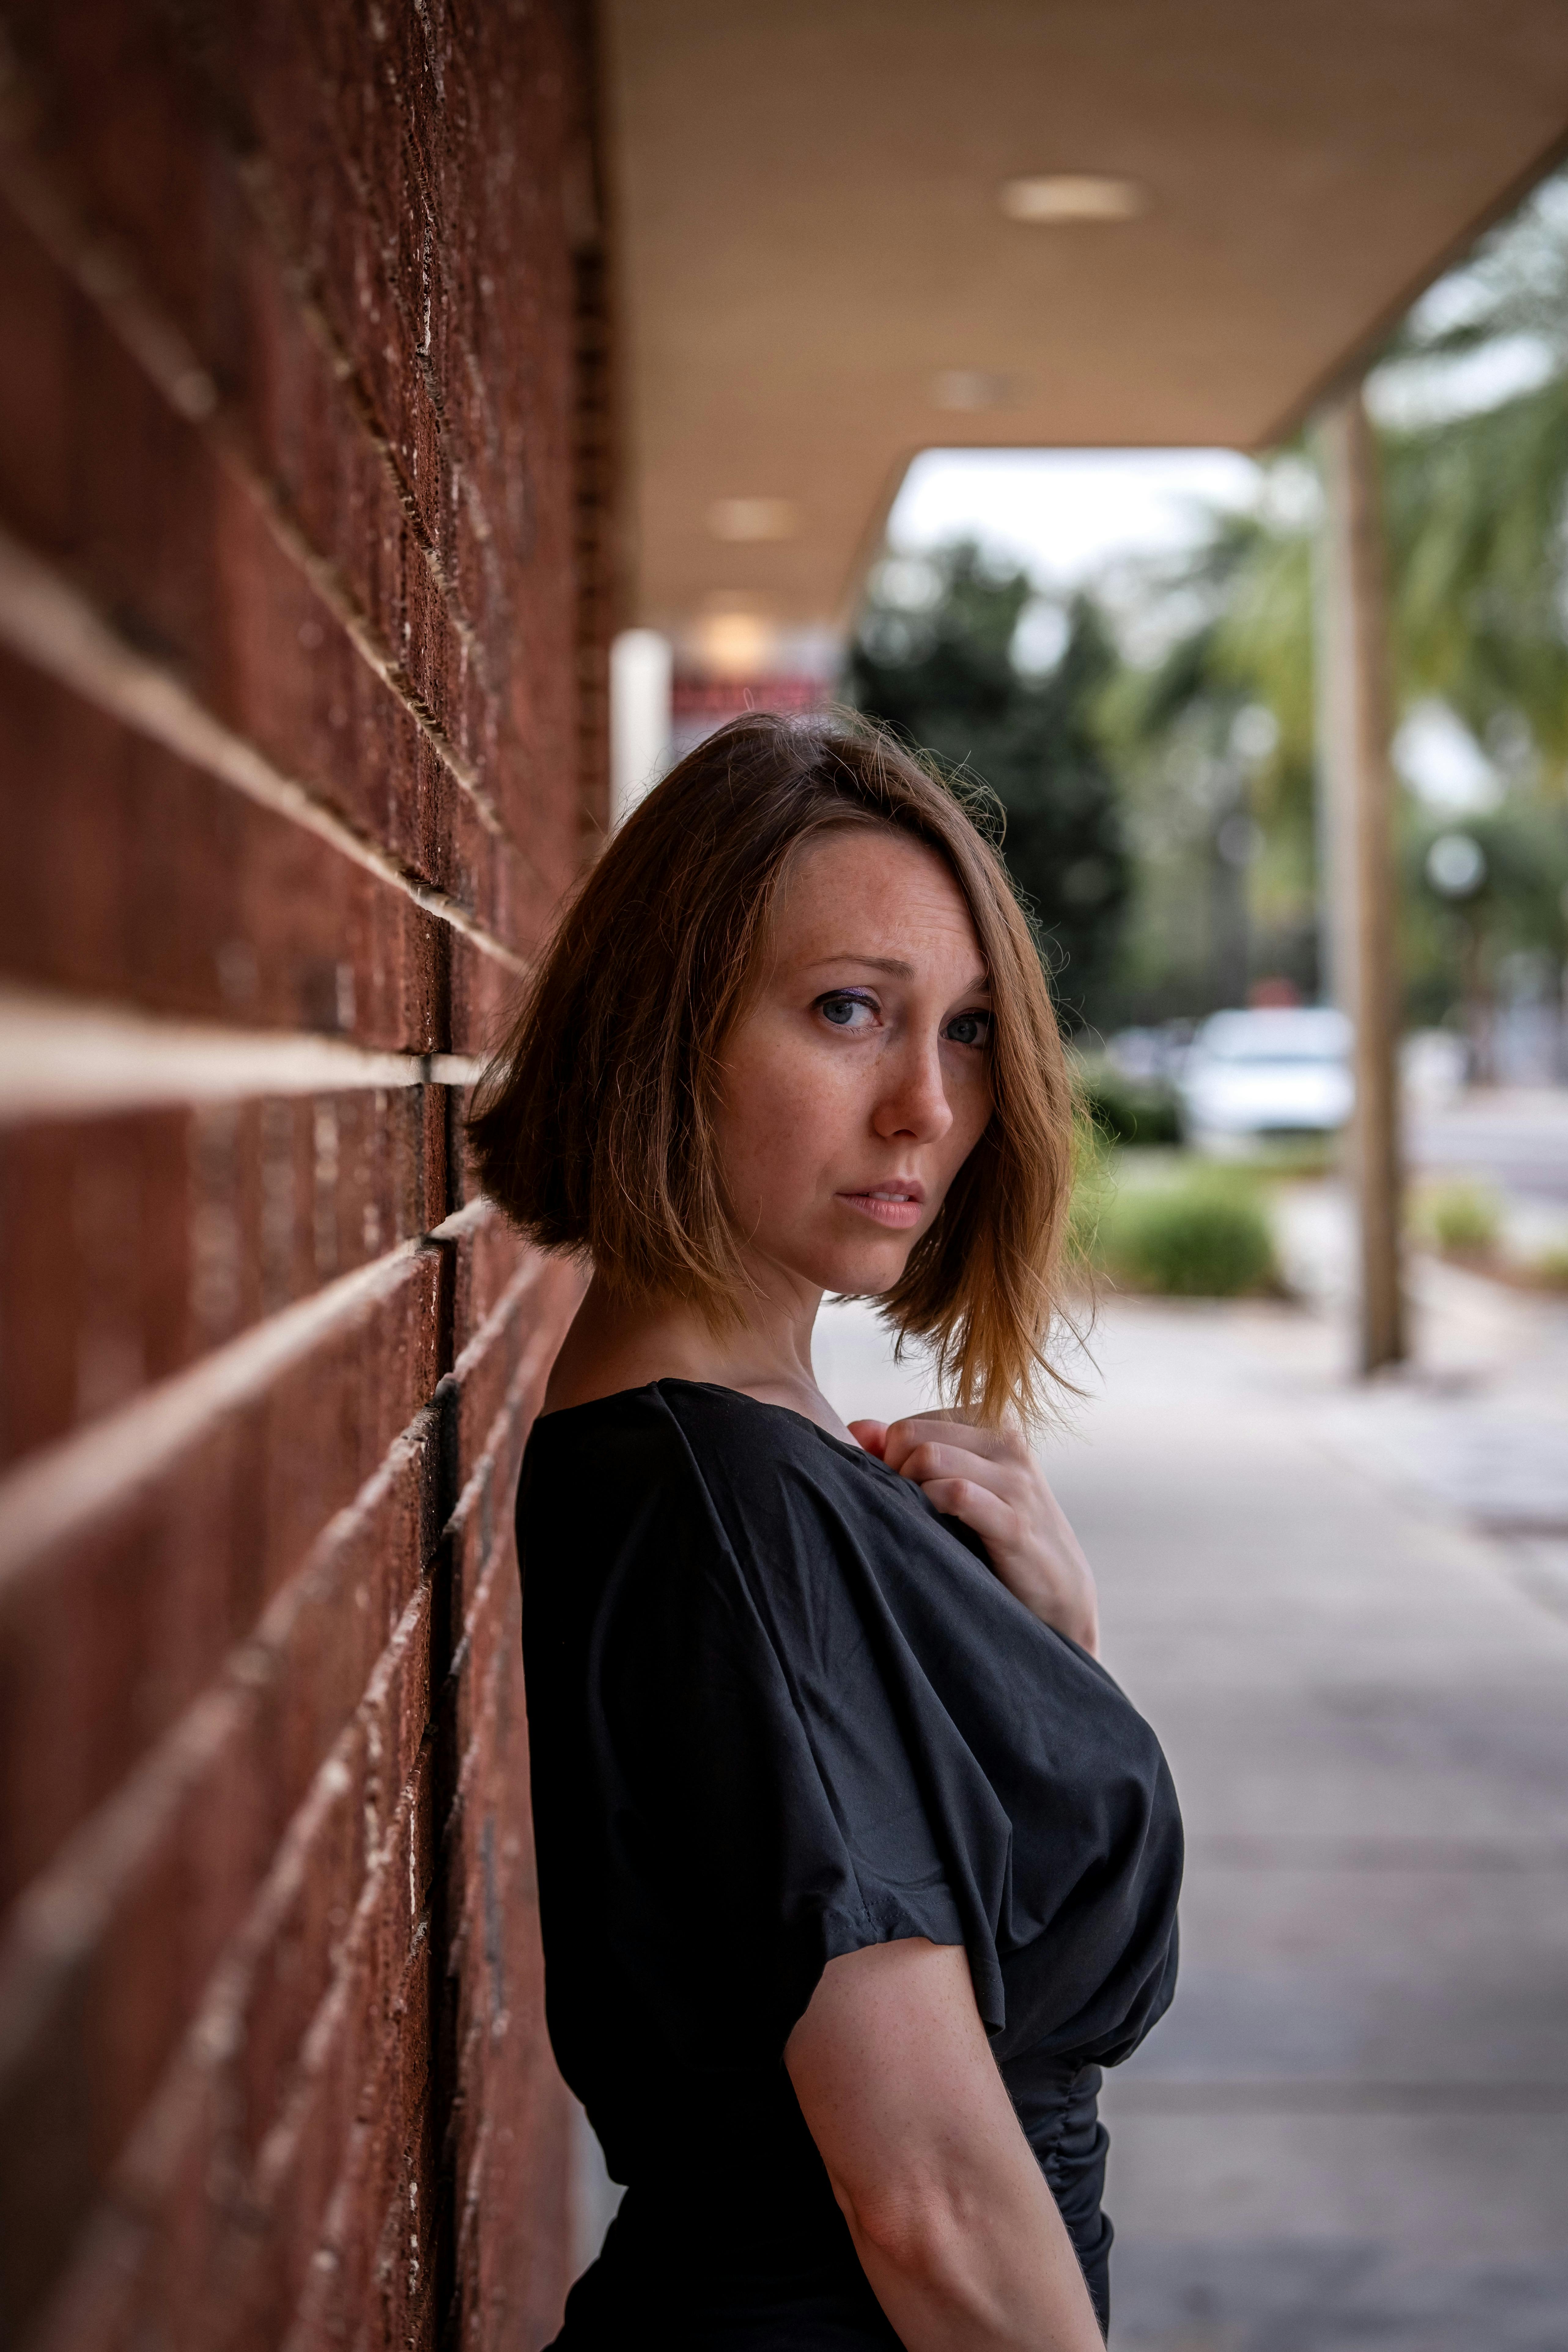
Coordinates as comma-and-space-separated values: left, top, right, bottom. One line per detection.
609, 629, 673, 823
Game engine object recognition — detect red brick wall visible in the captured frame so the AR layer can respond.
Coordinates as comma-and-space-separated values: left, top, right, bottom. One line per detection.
0, 4, 607, 2343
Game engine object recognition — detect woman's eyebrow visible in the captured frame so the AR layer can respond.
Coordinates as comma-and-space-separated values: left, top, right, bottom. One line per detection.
806, 955, 991, 991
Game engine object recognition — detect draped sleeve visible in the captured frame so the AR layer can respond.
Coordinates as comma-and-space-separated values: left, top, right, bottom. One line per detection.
581, 1387, 1014, 2066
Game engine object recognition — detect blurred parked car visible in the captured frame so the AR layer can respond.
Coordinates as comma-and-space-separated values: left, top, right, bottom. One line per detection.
1178, 1007, 1353, 1150
1104, 1021, 1195, 1084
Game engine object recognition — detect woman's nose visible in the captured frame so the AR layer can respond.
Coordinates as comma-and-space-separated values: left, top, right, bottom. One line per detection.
872, 1038, 954, 1143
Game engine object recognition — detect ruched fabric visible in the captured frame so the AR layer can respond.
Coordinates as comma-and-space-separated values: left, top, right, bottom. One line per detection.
519, 1381, 1182, 2346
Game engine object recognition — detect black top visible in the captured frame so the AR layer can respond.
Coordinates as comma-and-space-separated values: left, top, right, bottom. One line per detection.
519, 1380, 1182, 2348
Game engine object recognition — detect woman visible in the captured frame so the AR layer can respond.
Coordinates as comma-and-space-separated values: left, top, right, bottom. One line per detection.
470, 714, 1181, 2350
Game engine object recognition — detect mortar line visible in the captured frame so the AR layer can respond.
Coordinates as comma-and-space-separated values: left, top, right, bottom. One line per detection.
0, 1197, 509, 1585
231, 145, 487, 678
0, 1303, 535, 2036
0, 141, 528, 866
0, 526, 526, 975
0, 981, 480, 1120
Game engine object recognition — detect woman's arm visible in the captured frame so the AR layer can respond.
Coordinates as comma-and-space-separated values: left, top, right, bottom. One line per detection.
785, 1937, 1105, 2351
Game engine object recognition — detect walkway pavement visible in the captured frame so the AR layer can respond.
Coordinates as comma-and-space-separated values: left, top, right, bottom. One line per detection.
815, 1233, 1568, 2352
1408, 1084, 1568, 1208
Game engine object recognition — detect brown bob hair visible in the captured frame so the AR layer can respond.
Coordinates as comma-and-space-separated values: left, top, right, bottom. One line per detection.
468, 711, 1079, 1424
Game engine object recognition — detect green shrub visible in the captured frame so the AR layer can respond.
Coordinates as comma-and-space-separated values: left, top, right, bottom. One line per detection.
1096, 1174, 1277, 1297
1530, 1243, 1568, 1290
1418, 1180, 1501, 1255
1075, 1057, 1182, 1149
1211, 1136, 1336, 1181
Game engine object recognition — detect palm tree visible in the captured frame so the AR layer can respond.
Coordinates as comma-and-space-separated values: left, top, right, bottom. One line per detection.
1098, 486, 1321, 1010
1379, 168, 1568, 783
1107, 169, 1568, 1047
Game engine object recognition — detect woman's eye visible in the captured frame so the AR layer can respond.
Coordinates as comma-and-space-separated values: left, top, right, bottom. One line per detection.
946, 1011, 991, 1048
818, 992, 875, 1030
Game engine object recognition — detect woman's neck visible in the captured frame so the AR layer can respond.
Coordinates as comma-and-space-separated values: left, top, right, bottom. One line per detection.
542, 1266, 849, 1435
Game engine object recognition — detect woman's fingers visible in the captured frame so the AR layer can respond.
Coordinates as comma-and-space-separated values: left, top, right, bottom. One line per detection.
895, 1438, 1028, 1505
873, 1414, 1100, 1655
918, 1476, 1017, 1546
847, 1418, 889, 1458
908, 1407, 1030, 1456
880, 1415, 1016, 1475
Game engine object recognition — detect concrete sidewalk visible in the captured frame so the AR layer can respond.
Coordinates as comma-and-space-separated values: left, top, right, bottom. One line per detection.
816, 1262, 1568, 2352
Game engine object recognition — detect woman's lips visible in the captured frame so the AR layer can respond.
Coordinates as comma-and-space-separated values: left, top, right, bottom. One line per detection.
836, 1188, 924, 1230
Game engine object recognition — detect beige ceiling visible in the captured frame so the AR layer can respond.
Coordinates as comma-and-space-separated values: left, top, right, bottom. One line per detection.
600, 0, 1568, 647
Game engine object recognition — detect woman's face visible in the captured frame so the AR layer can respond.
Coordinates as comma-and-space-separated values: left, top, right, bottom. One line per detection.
715, 826, 994, 1302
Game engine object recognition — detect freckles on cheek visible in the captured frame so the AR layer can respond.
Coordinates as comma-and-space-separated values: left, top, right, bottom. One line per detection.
721, 1007, 870, 1162
718, 1044, 816, 1202
750, 1087, 831, 1196
726, 1072, 850, 1229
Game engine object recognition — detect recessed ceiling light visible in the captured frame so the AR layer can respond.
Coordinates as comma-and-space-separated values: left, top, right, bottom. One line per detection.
698, 609, 776, 676
931, 369, 1017, 412
707, 497, 799, 542
999, 174, 1146, 224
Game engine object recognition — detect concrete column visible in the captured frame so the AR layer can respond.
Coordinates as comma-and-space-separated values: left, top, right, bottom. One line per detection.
609, 627, 672, 822
1314, 386, 1406, 1373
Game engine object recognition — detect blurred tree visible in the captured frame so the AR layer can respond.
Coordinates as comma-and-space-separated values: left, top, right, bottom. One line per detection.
847, 175, 1568, 1048
1377, 174, 1568, 1068
1110, 171, 1568, 1051
1098, 482, 1322, 1016
1403, 800, 1568, 1073
1108, 208, 1568, 1037
1379, 172, 1568, 780
845, 541, 1130, 1029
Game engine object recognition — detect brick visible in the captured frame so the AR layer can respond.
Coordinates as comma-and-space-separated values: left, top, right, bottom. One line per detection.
0, 1257, 573, 2341
454, 1213, 565, 1356
208, 0, 582, 641
0, 625, 529, 1051
0, 189, 569, 945
0, 0, 600, 2336
143, 1724, 446, 2348
0, 1090, 448, 1467
0, 1108, 187, 1465
0, 1, 587, 868
8, 1634, 411, 2347
0, 1251, 439, 1908
16, 2201, 148, 2352
443, 1532, 523, 1845
0, 1158, 574, 2352
438, 1288, 564, 1600
0, 1238, 573, 1916
0, 1682, 267, 2330
0, 650, 445, 1047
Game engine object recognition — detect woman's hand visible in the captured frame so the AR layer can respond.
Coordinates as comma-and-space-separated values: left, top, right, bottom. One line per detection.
850, 1414, 1100, 1657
